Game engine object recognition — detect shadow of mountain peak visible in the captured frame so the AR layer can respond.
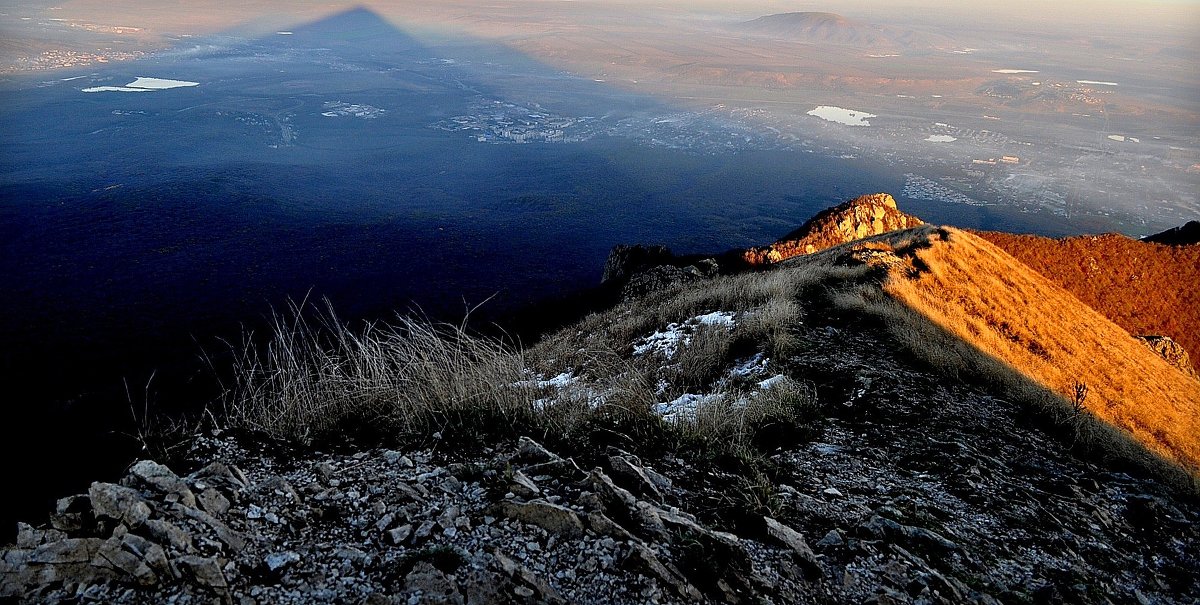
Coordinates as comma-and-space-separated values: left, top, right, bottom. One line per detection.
282, 5, 423, 47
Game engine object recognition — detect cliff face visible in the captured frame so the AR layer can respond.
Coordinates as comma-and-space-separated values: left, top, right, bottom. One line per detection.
742, 194, 923, 265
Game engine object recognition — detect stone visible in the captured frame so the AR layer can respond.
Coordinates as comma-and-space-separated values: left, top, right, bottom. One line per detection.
388, 524, 414, 545
495, 500, 585, 538
126, 460, 196, 508
817, 529, 845, 548
491, 549, 567, 605
741, 194, 922, 266
314, 461, 335, 485
90, 536, 161, 587
601, 244, 676, 284
859, 515, 959, 553
763, 516, 822, 578
515, 436, 559, 464
175, 555, 229, 592
606, 455, 663, 501
170, 503, 247, 553
197, 488, 232, 517
16, 523, 65, 549
89, 482, 152, 528
50, 495, 92, 532
586, 512, 639, 542
191, 461, 248, 491
622, 543, 704, 601
414, 520, 437, 542
404, 562, 462, 604
1135, 335, 1198, 378
264, 551, 300, 572
508, 471, 540, 498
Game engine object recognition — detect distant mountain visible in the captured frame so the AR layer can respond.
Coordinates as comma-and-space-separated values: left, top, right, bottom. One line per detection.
976, 230, 1200, 361
742, 193, 923, 265
1142, 220, 1200, 245
736, 12, 947, 49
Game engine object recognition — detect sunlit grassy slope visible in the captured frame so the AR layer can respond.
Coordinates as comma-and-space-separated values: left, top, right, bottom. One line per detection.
824, 226, 1200, 474
975, 230, 1200, 359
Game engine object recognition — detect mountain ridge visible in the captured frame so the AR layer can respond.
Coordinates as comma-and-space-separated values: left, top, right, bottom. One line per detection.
2, 195, 1198, 604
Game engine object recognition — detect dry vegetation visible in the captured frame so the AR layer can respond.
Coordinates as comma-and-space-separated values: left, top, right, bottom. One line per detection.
975, 230, 1200, 358
821, 226, 1200, 480
221, 225, 1199, 491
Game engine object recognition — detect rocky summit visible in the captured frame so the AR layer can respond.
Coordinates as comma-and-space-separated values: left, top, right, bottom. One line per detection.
741, 194, 923, 266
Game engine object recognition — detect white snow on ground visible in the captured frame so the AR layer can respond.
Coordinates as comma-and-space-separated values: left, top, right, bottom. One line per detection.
1108, 135, 1126, 142
1077, 80, 1118, 86
538, 372, 576, 389
633, 311, 737, 359
807, 106, 877, 126
654, 393, 722, 421
924, 135, 957, 143
83, 77, 198, 93
730, 353, 768, 378
992, 69, 1039, 74
81, 86, 152, 93
126, 77, 198, 89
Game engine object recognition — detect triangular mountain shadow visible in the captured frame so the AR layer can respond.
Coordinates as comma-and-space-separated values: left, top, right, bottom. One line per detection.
276, 6, 426, 50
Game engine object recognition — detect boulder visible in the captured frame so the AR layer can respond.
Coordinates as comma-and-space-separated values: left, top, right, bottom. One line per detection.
89, 482, 151, 528
495, 500, 585, 538
762, 516, 822, 577
125, 460, 196, 508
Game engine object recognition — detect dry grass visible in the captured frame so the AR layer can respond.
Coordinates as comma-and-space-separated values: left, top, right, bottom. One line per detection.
812, 226, 1200, 482
976, 230, 1200, 358
222, 301, 537, 444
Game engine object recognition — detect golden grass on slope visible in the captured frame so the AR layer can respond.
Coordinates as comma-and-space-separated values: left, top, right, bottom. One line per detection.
848, 226, 1200, 476
975, 230, 1200, 359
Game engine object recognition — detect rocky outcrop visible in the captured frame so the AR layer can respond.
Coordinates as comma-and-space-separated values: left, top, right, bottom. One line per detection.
0, 435, 823, 605
1137, 335, 1198, 378
601, 244, 677, 284
601, 244, 721, 299
742, 193, 923, 265
1142, 220, 1200, 246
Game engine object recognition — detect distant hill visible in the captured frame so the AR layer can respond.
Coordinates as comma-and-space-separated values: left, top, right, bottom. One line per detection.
737, 12, 948, 50
1142, 220, 1200, 245
975, 230, 1200, 359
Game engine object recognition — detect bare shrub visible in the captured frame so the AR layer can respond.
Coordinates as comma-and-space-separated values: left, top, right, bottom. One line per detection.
222, 301, 535, 444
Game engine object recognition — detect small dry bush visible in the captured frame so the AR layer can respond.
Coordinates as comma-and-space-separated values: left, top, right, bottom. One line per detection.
675, 377, 819, 457
222, 301, 537, 445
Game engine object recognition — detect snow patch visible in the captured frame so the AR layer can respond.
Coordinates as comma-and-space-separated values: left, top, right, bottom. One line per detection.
633, 312, 736, 359
807, 106, 877, 127
654, 393, 722, 421
730, 354, 768, 379
924, 135, 957, 143
83, 76, 198, 93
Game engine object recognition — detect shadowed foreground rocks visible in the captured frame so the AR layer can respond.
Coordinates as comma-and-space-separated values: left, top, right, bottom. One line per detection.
3, 319, 1198, 604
